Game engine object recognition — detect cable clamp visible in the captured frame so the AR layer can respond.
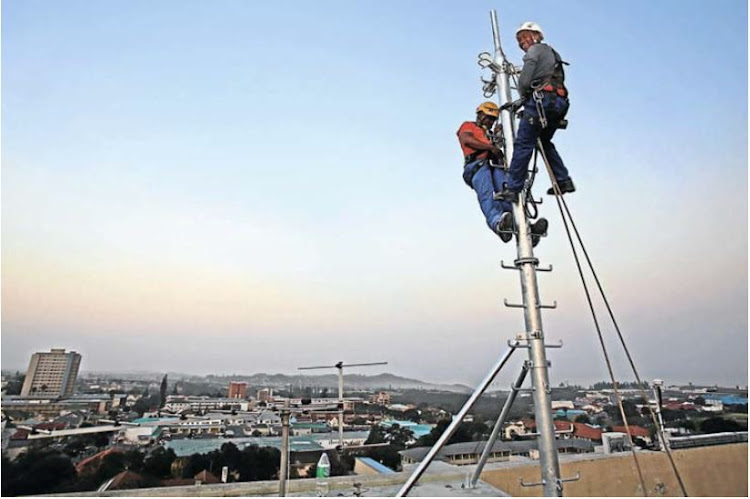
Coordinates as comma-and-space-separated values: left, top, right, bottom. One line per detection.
513, 257, 539, 266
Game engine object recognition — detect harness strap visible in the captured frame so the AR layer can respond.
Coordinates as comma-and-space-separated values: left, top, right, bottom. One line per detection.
463, 159, 487, 187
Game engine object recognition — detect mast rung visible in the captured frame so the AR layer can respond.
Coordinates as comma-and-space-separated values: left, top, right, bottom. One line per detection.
503, 299, 525, 309
519, 478, 545, 488
538, 301, 557, 309
559, 472, 581, 483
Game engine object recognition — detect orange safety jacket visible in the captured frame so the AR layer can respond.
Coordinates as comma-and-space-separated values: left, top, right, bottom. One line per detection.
457, 121, 492, 163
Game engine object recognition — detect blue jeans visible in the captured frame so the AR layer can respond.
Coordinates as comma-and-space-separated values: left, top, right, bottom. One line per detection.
506, 94, 570, 192
464, 160, 513, 231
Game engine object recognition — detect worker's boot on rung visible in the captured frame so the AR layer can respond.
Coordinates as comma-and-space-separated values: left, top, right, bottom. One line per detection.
494, 212, 514, 243
546, 178, 576, 195
530, 218, 548, 248
495, 187, 520, 203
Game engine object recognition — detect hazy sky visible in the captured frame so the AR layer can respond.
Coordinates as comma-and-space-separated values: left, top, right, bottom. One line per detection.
2, 0, 747, 389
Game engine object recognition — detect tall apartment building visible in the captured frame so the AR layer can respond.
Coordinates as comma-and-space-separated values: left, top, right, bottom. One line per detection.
20, 348, 82, 397
228, 381, 247, 399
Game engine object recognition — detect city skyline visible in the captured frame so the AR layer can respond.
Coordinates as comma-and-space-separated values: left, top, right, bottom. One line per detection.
2, 1, 747, 389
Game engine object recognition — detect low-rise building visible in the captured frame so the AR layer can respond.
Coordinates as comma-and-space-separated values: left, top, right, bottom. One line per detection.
400, 438, 594, 466
370, 392, 391, 406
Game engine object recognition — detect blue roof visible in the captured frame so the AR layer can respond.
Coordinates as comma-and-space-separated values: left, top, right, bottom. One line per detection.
133, 417, 179, 424
163, 431, 370, 456
707, 395, 748, 405
380, 420, 433, 438
356, 457, 395, 474
556, 409, 587, 417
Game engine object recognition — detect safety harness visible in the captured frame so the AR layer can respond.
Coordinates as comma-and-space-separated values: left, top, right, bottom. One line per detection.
461, 122, 506, 187
529, 46, 569, 129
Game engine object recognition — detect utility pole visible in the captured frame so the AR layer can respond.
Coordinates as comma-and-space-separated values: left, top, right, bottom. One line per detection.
279, 402, 290, 497
298, 361, 388, 447
489, 10, 562, 496
275, 399, 340, 497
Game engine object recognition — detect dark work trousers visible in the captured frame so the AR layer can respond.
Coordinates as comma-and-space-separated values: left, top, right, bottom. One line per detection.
464, 159, 513, 231
506, 93, 570, 192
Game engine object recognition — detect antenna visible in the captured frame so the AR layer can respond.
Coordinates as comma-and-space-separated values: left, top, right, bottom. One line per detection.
298, 361, 388, 448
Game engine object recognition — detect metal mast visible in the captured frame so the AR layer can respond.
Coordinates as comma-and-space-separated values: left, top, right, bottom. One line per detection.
298, 361, 388, 447
490, 10, 562, 496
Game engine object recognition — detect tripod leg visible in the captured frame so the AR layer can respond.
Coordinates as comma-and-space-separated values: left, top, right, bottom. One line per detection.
470, 361, 529, 487
396, 345, 518, 497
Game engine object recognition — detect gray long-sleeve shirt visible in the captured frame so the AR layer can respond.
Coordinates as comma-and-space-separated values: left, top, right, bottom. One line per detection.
517, 42, 563, 97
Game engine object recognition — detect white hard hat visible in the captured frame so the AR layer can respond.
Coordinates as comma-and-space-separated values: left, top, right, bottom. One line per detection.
516, 21, 544, 40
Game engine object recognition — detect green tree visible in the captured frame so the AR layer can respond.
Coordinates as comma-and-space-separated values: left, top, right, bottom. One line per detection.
143, 447, 176, 478
2, 449, 76, 496
181, 453, 211, 478
700, 417, 745, 434
415, 420, 489, 447
159, 374, 168, 408
402, 408, 421, 423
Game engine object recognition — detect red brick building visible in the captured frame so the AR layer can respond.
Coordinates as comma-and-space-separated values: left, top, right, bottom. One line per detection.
227, 381, 247, 399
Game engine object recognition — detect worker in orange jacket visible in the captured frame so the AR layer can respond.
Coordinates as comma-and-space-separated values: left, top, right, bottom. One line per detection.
458, 101, 547, 245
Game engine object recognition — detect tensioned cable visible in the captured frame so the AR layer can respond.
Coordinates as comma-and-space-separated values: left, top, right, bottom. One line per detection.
535, 141, 649, 496
538, 144, 689, 496
542, 160, 689, 496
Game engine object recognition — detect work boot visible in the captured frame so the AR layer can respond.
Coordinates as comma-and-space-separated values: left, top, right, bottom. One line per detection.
530, 218, 548, 248
546, 178, 576, 196
495, 188, 520, 203
494, 212, 514, 243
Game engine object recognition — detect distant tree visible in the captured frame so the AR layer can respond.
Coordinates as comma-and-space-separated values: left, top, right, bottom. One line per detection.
693, 396, 706, 406
2, 449, 76, 496
133, 394, 161, 417
123, 450, 145, 473
93, 452, 127, 484
402, 408, 421, 423
143, 447, 176, 478
159, 375, 168, 408
415, 420, 488, 447
64, 438, 87, 457
365, 425, 388, 445
4, 373, 25, 395
93, 432, 110, 449
235, 445, 280, 482
574, 414, 591, 424
675, 419, 697, 432
181, 453, 211, 478
220, 442, 242, 472
321, 388, 329, 398
700, 417, 745, 434
327, 450, 354, 476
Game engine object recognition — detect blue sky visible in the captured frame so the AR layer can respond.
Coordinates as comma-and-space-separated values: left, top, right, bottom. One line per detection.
2, 0, 747, 388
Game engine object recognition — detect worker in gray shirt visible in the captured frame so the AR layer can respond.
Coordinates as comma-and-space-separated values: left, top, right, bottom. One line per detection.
498, 21, 576, 203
